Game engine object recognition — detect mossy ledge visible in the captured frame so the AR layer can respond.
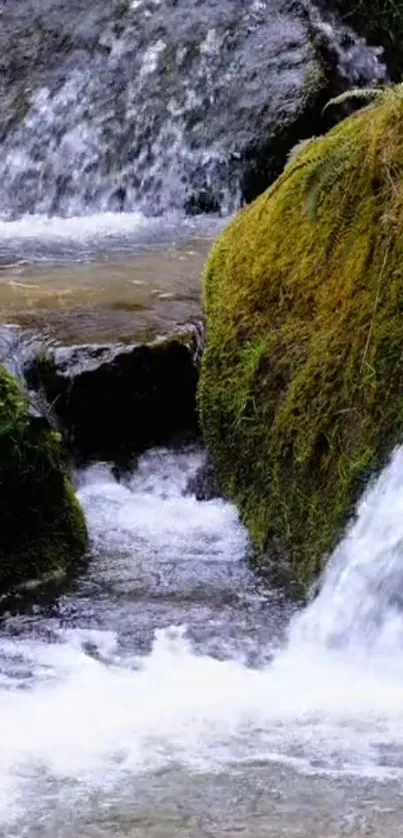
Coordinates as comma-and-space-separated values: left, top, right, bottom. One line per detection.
0, 365, 87, 593
199, 85, 403, 589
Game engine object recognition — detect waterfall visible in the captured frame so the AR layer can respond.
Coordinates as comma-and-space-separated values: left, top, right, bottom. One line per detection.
0, 0, 386, 219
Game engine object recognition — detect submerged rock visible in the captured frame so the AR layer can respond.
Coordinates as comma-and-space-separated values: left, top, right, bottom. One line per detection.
199, 84, 403, 587
0, 365, 87, 594
26, 325, 201, 462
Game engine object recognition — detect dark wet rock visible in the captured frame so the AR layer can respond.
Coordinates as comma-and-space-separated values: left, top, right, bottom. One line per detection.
0, 0, 386, 218
186, 454, 221, 502
0, 325, 41, 378
25, 325, 201, 462
323, 0, 403, 80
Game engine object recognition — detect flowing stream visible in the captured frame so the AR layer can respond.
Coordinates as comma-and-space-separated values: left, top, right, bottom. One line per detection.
2, 445, 403, 836
0, 0, 402, 834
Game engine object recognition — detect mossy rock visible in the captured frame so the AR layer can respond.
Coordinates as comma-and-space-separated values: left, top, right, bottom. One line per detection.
199, 84, 403, 589
0, 365, 87, 593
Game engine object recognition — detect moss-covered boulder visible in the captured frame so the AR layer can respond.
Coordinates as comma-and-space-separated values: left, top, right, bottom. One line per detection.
200, 85, 403, 588
0, 365, 87, 592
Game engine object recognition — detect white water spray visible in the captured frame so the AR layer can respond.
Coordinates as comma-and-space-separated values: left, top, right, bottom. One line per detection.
1, 446, 403, 832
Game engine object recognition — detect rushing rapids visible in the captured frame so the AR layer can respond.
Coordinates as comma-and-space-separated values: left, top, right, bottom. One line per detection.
1, 446, 403, 835
0, 0, 386, 219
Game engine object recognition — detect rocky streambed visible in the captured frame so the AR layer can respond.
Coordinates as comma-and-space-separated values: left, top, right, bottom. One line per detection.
0, 230, 212, 458
1, 244, 403, 835
0, 220, 215, 602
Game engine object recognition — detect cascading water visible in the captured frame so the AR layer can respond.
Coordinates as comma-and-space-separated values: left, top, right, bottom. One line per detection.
292, 447, 403, 657
1, 445, 403, 835
0, 0, 386, 224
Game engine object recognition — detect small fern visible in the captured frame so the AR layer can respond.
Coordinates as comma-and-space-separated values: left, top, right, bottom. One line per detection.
322, 84, 402, 116
303, 138, 356, 220
285, 137, 317, 170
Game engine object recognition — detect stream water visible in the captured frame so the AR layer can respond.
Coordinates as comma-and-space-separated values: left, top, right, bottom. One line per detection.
0, 0, 402, 833
1, 207, 403, 837
0, 214, 216, 344
2, 445, 403, 836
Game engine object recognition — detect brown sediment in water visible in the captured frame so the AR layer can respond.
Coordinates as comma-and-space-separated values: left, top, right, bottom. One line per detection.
0, 238, 211, 344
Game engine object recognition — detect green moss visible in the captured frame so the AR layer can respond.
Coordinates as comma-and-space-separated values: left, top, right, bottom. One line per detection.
199, 85, 403, 589
0, 365, 87, 592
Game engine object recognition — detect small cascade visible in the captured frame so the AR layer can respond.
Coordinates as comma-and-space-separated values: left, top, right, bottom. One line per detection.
0, 0, 386, 219
0, 447, 403, 834
291, 447, 403, 662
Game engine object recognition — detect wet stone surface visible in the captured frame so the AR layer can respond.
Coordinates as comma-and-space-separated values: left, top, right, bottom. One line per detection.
26, 327, 202, 461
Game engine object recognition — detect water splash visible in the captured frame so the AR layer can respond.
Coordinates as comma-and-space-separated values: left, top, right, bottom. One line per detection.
291, 447, 403, 662
1, 446, 403, 833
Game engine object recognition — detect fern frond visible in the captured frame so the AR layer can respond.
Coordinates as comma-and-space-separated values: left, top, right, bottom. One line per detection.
285, 137, 317, 170
322, 87, 386, 116
303, 139, 356, 220
325, 178, 359, 257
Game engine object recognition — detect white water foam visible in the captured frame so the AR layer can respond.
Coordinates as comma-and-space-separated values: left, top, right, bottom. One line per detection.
2, 447, 403, 827
0, 211, 223, 265
78, 449, 249, 583
0, 212, 151, 242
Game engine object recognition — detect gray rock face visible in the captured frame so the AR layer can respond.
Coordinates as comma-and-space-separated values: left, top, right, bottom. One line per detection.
0, 0, 386, 218
24, 324, 202, 462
